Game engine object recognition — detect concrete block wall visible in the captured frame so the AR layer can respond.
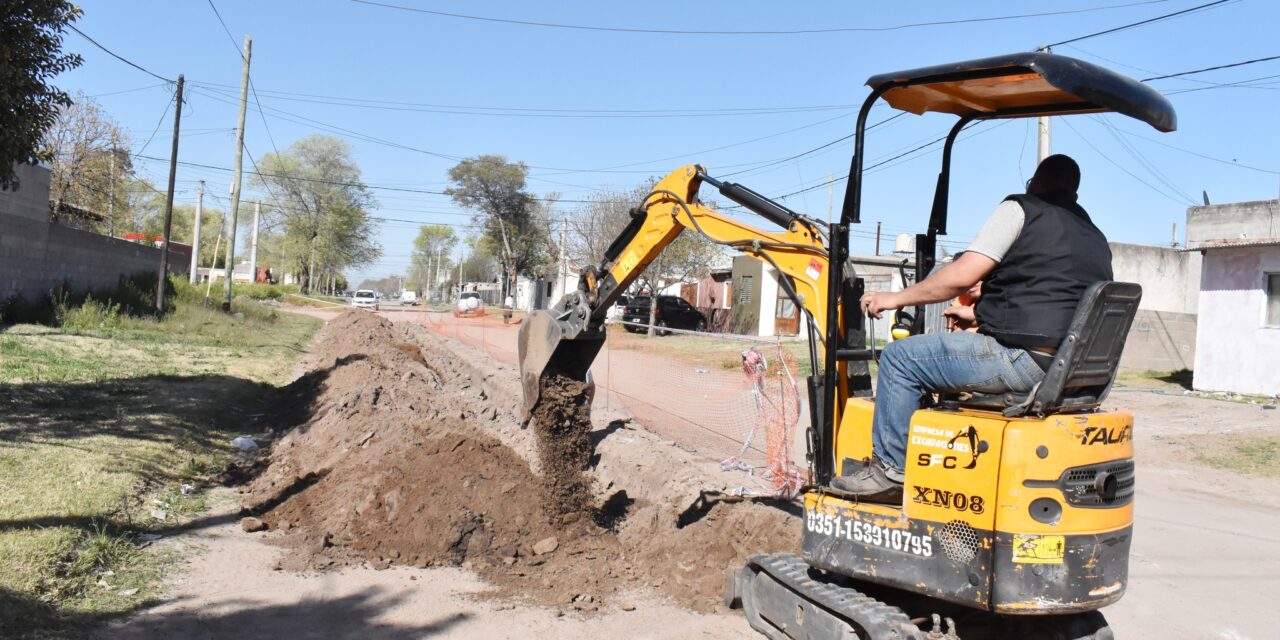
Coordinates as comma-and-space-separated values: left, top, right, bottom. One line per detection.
1, 164, 188, 303
1109, 242, 1200, 314
1118, 309, 1197, 373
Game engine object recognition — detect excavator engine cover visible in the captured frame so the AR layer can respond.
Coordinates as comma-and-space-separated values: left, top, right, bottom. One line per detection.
517, 308, 604, 422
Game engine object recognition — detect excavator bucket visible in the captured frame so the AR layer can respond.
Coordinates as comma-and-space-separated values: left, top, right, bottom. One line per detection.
517, 309, 605, 423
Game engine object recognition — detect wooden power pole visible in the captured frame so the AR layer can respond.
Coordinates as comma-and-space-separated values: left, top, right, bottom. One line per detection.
156, 74, 184, 314
189, 180, 204, 284
222, 36, 252, 312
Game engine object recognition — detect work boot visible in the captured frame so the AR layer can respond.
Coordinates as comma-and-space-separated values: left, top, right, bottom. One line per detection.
828, 456, 904, 505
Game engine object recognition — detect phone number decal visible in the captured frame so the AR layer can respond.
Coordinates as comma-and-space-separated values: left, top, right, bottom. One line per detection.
805, 509, 933, 557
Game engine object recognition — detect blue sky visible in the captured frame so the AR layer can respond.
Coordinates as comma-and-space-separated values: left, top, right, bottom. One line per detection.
60, 1, 1280, 284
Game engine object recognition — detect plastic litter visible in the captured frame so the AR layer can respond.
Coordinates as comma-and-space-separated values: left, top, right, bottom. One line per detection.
231, 436, 258, 450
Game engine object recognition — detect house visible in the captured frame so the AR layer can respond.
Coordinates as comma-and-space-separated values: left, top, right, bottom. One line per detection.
727, 253, 919, 340
1183, 199, 1280, 396
197, 261, 255, 284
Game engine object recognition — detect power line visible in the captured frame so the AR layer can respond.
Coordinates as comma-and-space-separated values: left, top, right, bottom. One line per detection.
136, 87, 176, 155
191, 83, 854, 118
1142, 53, 1280, 81
719, 113, 908, 178
353, 0, 1169, 36
1166, 72, 1280, 94
1091, 116, 1280, 175
66, 25, 174, 82
191, 80, 858, 115
1060, 118, 1193, 205
1044, 0, 1233, 48
205, 0, 245, 59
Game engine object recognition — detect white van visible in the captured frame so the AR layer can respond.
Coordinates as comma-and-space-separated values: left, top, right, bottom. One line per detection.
352, 290, 379, 311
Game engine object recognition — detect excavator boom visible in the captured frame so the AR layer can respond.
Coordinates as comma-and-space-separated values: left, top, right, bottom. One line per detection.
518, 164, 832, 423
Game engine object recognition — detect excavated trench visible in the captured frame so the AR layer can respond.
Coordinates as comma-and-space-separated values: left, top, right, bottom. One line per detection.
239, 311, 796, 612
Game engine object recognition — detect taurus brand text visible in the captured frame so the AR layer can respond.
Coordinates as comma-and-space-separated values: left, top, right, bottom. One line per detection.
911, 485, 986, 514
1077, 425, 1132, 446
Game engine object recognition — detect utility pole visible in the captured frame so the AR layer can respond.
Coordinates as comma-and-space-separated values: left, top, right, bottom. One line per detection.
222, 35, 251, 312
156, 74, 184, 315
435, 248, 442, 301
108, 150, 115, 237
559, 215, 568, 298
827, 173, 834, 223
875, 221, 882, 256
189, 180, 204, 283
248, 200, 261, 284
1037, 46, 1051, 163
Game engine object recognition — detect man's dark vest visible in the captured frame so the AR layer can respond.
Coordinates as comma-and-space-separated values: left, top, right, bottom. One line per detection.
976, 192, 1112, 350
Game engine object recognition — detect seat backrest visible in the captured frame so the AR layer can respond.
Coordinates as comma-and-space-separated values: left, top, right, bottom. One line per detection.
1019, 281, 1143, 416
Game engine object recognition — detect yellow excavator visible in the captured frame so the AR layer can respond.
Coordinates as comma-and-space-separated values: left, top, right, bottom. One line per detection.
519, 52, 1175, 639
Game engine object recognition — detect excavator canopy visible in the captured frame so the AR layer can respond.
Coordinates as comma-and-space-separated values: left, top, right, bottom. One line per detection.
865, 52, 1176, 132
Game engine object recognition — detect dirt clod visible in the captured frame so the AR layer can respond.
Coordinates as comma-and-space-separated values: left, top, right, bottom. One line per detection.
240, 517, 266, 532
533, 536, 559, 555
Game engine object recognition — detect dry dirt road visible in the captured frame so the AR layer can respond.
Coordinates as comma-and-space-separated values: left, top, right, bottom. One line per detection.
101, 306, 1280, 640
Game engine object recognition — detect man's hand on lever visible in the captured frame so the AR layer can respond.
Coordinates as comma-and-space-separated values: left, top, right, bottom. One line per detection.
860, 291, 902, 319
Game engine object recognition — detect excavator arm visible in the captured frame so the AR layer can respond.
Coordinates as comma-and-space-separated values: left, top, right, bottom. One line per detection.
518, 164, 835, 422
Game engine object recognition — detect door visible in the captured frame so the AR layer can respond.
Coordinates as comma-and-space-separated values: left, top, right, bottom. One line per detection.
775, 277, 799, 336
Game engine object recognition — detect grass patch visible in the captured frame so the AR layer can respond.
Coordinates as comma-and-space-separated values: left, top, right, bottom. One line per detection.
1116, 368, 1194, 390
0, 291, 321, 637
1196, 435, 1280, 478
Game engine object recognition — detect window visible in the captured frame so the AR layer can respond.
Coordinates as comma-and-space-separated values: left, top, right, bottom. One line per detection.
1267, 273, 1280, 327
739, 275, 753, 304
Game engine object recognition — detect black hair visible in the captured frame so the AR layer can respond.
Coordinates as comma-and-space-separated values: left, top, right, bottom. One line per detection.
1032, 154, 1081, 194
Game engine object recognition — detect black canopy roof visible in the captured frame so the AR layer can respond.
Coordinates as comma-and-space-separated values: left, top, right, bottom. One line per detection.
864, 52, 1176, 132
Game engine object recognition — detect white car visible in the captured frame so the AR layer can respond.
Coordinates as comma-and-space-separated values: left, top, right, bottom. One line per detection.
456, 291, 484, 313
352, 289, 379, 311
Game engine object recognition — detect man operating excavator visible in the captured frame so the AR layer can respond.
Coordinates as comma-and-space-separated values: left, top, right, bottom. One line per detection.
831, 154, 1114, 502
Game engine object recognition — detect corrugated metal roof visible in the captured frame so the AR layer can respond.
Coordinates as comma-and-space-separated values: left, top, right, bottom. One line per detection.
1179, 237, 1280, 252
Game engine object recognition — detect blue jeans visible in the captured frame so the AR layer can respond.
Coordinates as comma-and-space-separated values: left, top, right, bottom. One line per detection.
871, 332, 1046, 474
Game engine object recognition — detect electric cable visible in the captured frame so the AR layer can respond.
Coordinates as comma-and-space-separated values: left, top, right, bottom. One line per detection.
353, 0, 1169, 36
1043, 0, 1233, 48
66, 25, 174, 82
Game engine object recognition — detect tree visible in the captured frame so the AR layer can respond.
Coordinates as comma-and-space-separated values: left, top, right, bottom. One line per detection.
40, 94, 133, 231
0, 0, 82, 190
567, 181, 720, 336
456, 235, 500, 286
408, 225, 456, 298
445, 155, 549, 298
254, 135, 381, 292
640, 228, 720, 336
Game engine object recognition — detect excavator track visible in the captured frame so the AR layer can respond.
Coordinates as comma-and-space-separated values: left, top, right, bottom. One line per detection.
731, 554, 939, 640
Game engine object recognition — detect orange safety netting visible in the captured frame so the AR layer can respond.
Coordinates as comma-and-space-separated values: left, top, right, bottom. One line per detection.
721, 345, 809, 499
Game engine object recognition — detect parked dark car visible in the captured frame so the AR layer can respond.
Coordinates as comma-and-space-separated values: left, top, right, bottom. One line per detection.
622, 295, 706, 335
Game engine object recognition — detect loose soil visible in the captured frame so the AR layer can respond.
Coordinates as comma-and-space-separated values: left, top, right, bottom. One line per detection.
530, 374, 595, 520
240, 311, 795, 612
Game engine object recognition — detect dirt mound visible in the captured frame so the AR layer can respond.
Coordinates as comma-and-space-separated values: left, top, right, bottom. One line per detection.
242, 310, 795, 612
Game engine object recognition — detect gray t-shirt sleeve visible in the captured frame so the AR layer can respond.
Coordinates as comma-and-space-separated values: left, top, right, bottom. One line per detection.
965, 200, 1025, 262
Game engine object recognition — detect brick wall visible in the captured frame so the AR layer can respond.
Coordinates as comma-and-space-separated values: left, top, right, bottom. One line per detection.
1, 164, 188, 302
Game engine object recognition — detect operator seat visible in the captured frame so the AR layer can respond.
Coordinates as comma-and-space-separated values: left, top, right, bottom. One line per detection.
957, 281, 1143, 418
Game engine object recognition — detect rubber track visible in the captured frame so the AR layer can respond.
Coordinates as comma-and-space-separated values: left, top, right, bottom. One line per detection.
748, 554, 928, 640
